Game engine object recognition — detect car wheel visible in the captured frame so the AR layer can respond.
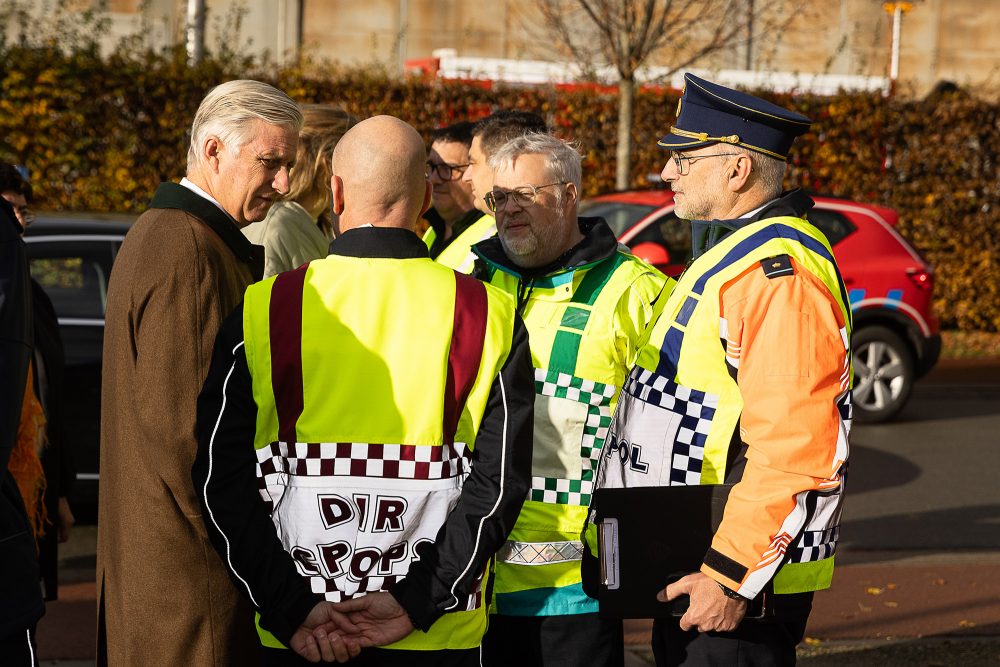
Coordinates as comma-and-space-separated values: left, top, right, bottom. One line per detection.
851, 325, 915, 424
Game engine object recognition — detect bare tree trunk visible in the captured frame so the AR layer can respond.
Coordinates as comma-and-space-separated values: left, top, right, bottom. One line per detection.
186, 0, 206, 65
615, 75, 635, 191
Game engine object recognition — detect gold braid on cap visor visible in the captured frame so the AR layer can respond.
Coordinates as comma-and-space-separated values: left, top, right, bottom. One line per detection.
658, 126, 787, 161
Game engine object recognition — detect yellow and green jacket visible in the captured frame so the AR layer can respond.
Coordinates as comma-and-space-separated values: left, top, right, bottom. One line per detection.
473, 217, 671, 616
193, 227, 535, 651
590, 191, 852, 600
424, 209, 497, 274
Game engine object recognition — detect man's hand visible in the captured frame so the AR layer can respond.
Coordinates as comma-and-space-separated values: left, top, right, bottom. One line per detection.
659, 572, 747, 633
331, 592, 415, 647
290, 602, 365, 663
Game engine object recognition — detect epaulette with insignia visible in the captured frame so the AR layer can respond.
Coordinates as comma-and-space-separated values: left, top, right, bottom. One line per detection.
760, 255, 794, 279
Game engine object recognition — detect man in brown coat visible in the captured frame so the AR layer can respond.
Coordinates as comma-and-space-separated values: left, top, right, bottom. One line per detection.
96, 79, 303, 665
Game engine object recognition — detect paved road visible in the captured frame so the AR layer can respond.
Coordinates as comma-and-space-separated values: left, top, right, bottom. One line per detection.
840, 360, 1000, 556
37, 360, 1000, 665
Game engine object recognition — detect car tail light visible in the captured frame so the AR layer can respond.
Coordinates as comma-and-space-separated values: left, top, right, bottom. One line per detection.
906, 267, 933, 292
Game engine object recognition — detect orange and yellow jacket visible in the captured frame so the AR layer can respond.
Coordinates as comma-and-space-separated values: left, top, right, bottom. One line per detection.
592, 191, 852, 598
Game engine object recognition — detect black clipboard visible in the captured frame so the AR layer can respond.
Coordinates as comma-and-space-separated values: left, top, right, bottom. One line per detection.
592, 484, 767, 619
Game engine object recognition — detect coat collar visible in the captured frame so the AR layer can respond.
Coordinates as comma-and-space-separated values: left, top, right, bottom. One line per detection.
690, 188, 814, 259
423, 208, 484, 259
149, 183, 264, 278
329, 226, 431, 259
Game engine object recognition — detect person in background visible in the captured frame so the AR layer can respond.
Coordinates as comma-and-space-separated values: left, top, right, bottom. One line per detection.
463, 110, 547, 220
421, 121, 488, 272
97, 79, 302, 665
0, 163, 75, 602
0, 171, 44, 666
243, 103, 356, 278
473, 134, 670, 667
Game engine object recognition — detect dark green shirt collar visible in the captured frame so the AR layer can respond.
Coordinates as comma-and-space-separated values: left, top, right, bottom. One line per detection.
149, 182, 264, 277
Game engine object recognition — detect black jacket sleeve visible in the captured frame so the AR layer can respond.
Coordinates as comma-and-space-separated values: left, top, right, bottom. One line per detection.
192, 304, 321, 646
33, 280, 74, 499
390, 313, 534, 630
0, 200, 31, 466
0, 198, 45, 638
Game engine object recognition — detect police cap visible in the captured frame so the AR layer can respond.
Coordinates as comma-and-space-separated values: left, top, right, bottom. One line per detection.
658, 73, 812, 161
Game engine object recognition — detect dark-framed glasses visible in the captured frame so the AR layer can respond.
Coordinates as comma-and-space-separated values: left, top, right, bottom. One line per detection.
484, 182, 568, 212
425, 160, 470, 181
671, 152, 743, 176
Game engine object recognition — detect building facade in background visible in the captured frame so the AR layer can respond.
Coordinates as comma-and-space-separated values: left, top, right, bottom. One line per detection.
17, 0, 1000, 97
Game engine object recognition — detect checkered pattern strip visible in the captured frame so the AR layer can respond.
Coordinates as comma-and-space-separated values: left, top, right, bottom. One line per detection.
837, 390, 853, 422
789, 527, 839, 563
311, 574, 404, 601
255, 441, 472, 487
530, 369, 616, 505
312, 573, 485, 610
535, 369, 619, 406
498, 539, 584, 565
624, 367, 719, 486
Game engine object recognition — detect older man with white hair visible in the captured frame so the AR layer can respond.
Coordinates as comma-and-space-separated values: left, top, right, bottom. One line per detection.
97, 79, 302, 665
472, 133, 670, 667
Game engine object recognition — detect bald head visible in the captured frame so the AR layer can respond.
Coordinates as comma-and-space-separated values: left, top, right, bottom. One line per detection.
330, 115, 430, 232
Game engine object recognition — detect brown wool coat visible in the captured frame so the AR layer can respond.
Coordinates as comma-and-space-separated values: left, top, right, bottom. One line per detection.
96, 185, 263, 666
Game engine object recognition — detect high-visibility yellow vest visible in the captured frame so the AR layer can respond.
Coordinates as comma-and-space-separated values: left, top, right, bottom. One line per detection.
479, 250, 668, 616
591, 215, 852, 595
242, 253, 517, 649
423, 214, 497, 274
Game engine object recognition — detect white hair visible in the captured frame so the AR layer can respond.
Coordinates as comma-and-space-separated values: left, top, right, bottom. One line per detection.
186, 79, 303, 172
487, 132, 582, 196
751, 152, 787, 199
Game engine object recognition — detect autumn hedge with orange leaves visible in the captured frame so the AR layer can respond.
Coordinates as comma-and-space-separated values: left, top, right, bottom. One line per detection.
1, 45, 996, 331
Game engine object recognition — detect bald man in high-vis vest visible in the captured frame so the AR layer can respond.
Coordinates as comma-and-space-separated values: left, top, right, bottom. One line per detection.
194, 115, 534, 666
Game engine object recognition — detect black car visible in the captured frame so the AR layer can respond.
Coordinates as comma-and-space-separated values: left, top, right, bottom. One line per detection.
23, 213, 134, 514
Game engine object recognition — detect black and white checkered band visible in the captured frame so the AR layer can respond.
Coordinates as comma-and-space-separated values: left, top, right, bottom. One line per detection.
837, 390, 852, 422
307, 570, 485, 610
789, 527, 838, 563
255, 441, 472, 484
623, 367, 719, 485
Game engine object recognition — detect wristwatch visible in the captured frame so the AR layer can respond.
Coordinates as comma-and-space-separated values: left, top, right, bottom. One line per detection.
717, 582, 748, 602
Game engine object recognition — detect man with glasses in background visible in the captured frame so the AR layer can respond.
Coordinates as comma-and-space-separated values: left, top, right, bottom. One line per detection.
424, 111, 549, 274
472, 133, 669, 667
421, 121, 488, 272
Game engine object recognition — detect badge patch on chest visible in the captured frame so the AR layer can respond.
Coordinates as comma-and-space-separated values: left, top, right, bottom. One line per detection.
760, 254, 794, 279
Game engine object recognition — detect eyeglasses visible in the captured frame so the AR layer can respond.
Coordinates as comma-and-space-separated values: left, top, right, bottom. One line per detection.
425, 160, 470, 181
484, 182, 568, 212
670, 152, 743, 176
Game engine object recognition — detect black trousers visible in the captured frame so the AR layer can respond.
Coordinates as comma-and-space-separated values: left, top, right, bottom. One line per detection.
651, 594, 812, 667
260, 645, 480, 666
0, 626, 38, 667
482, 613, 624, 667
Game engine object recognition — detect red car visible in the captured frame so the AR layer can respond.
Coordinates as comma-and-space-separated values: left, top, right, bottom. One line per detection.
581, 189, 941, 423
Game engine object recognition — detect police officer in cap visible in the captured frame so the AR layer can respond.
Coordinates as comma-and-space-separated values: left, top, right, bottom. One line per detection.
602, 73, 853, 665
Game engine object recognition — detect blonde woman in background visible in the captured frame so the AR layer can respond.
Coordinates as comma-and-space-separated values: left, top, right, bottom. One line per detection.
244, 103, 357, 277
